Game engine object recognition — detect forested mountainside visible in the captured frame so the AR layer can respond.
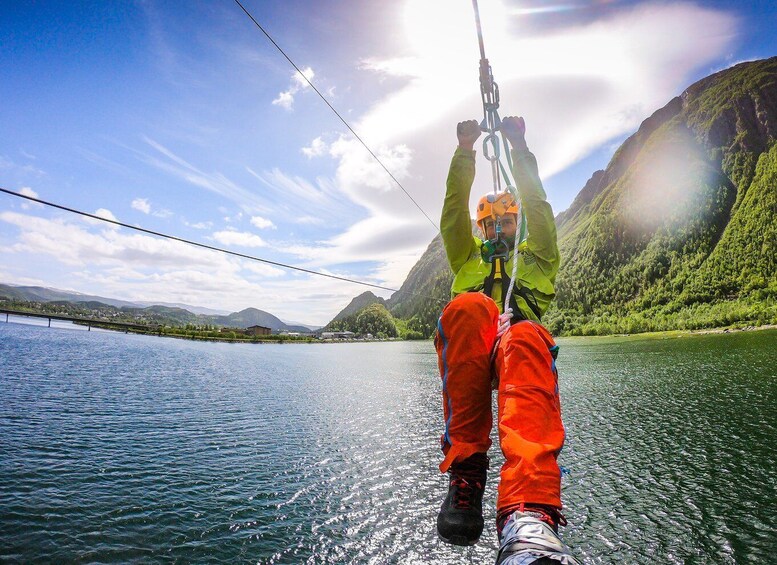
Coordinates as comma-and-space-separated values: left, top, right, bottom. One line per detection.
329, 57, 777, 337
545, 56, 777, 334
327, 291, 386, 326
385, 233, 454, 337
323, 292, 397, 337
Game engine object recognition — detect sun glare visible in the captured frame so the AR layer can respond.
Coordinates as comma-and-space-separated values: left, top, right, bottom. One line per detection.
510, 5, 579, 17
624, 129, 716, 232
402, 0, 479, 58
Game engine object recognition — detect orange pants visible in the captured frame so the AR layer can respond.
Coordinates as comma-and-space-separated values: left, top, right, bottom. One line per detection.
435, 292, 565, 512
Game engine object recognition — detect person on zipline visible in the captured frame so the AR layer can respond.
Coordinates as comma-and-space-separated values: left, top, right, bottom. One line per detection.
436, 116, 579, 564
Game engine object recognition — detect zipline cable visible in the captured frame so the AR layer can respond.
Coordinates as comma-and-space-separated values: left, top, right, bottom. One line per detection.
471, 0, 487, 61
0, 186, 413, 295
470, 0, 527, 316
232, 0, 439, 232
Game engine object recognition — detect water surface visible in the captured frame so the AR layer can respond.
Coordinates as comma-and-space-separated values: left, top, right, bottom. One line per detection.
1, 321, 775, 563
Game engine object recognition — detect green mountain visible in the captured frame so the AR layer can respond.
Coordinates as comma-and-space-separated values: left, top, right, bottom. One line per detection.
323, 291, 397, 337
327, 291, 386, 326
545, 56, 777, 335
329, 56, 777, 337
208, 307, 312, 333
385, 233, 453, 337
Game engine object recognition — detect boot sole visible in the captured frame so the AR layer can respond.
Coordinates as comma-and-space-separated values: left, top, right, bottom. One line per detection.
438, 532, 480, 546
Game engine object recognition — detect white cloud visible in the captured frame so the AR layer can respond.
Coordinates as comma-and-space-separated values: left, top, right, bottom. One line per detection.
1, 211, 224, 269
141, 137, 270, 213
86, 209, 119, 230
302, 136, 327, 158
329, 137, 413, 201
359, 1, 737, 185
0, 155, 45, 177
272, 91, 294, 110
19, 187, 42, 210
223, 211, 243, 223
132, 198, 151, 214
131, 196, 172, 219
246, 166, 357, 223
272, 66, 315, 110
250, 215, 276, 229
242, 262, 285, 277
184, 220, 213, 230
212, 229, 267, 248
153, 208, 174, 219
295, 215, 325, 226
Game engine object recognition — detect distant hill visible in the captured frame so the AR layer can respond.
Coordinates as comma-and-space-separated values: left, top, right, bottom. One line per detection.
0, 284, 145, 309
136, 301, 229, 316
0, 283, 314, 333
281, 320, 322, 332
329, 291, 386, 323
324, 293, 398, 337
324, 230, 471, 337
323, 291, 386, 332
208, 308, 312, 333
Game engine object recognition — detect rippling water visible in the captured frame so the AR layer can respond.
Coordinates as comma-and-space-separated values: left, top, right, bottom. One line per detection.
1, 320, 775, 564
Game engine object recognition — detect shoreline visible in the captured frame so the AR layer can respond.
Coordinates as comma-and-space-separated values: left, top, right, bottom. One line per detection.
0, 315, 406, 344
4, 311, 775, 343
558, 323, 777, 342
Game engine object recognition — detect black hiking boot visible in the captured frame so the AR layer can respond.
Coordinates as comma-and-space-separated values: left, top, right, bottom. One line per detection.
437, 452, 489, 546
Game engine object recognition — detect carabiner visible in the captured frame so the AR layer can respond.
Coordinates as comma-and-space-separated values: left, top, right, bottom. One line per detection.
482, 132, 501, 162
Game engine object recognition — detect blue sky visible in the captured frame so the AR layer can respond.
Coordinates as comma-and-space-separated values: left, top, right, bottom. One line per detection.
1, 1, 775, 325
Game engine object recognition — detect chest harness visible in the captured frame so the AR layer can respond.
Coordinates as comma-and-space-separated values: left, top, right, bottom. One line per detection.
480, 246, 543, 322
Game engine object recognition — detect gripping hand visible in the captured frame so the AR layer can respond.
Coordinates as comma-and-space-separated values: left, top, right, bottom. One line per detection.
457, 120, 481, 151
496, 308, 513, 339
501, 116, 527, 150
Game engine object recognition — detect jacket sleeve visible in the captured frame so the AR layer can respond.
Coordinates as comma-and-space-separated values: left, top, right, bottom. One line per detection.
511, 148, 560, 280
441, 147, 478, 274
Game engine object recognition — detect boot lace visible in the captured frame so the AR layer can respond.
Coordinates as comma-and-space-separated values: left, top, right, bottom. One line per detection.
498, 502, 567, 534
450, 466, 484, 509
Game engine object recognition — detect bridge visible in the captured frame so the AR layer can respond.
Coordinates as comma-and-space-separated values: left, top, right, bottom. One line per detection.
1, 308, 160, 333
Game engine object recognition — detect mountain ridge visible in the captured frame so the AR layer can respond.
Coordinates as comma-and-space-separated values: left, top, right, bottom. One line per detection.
0, 283, 318, 332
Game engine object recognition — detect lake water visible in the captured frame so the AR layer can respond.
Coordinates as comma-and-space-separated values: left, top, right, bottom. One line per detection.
1, 319, 775, 564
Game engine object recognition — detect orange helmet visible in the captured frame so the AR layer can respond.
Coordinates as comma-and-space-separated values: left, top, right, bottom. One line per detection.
476, 191, 518, 225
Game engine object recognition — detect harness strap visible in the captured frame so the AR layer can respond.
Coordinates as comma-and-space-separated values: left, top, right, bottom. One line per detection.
481, 257, 543, 322
482, 258, 500, 298
514, 285, 543, 321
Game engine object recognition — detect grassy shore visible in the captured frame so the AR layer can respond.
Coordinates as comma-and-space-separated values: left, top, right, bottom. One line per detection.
556, 323, 777, 344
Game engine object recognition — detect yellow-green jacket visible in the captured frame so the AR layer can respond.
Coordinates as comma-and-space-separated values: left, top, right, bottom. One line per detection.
441, 146, 560, 320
